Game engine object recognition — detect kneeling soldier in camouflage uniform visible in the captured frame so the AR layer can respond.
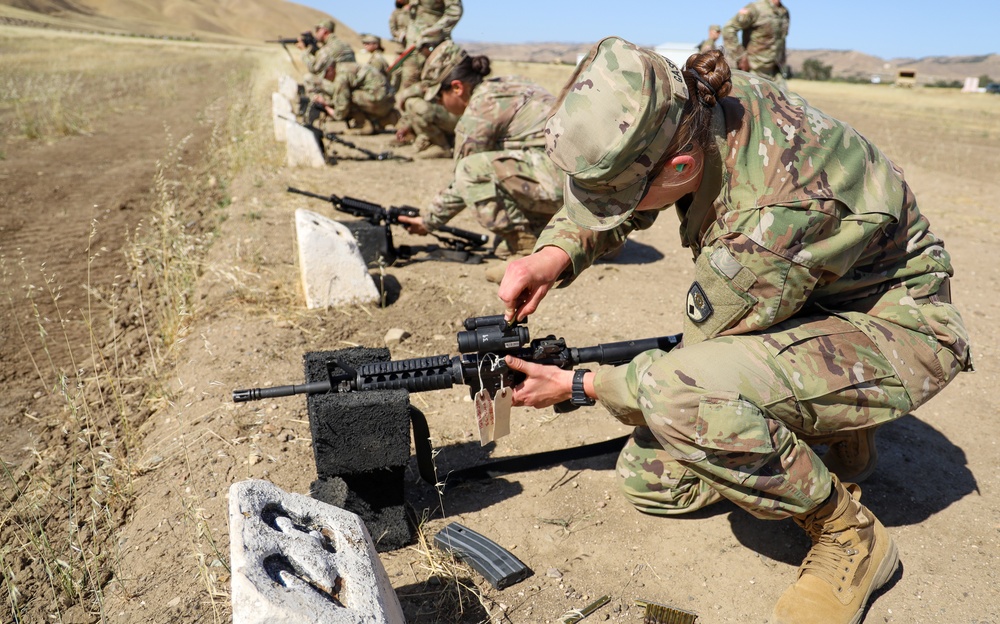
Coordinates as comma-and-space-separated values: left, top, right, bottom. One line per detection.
311, 51, 398, 135
300, 20, 356, 98
396, 41, 564, 281
496, 37, 972, 624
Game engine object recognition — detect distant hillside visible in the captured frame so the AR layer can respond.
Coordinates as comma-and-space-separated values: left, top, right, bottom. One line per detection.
0, 0, 365, 48
462, 41, 1000, 85
2, 0, 996, 85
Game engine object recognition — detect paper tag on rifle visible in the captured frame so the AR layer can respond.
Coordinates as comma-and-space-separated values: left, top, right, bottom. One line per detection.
492, 386, 512, 441
474, 388, 495, 446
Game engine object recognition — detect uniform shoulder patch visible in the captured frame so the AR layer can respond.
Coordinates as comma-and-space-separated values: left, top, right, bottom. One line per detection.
687, 282, 714, 324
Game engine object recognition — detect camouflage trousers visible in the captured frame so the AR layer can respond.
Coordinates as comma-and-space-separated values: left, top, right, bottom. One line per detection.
400, 97, 457, 149
614, 312, 963, 519
426, 148, 564, 235
398, 51, 426, 94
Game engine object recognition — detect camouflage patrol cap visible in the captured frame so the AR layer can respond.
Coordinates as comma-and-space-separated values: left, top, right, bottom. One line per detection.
545, 36, 689, 231
361, 34, 383, 49
420, 39, 468, 101
710, 24, 722, 32
316, 19, 335, 32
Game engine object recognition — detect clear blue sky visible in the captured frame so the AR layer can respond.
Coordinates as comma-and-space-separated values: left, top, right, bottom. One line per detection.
297, 1, 995, 60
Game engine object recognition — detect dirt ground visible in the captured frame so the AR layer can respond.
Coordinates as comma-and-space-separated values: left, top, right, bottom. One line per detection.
2, 30, 999, 624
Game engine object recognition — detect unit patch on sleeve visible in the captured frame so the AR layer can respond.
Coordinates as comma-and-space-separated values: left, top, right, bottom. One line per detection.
686, 282, 714, 323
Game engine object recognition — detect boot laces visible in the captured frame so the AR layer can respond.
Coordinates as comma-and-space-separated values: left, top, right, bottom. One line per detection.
799, 526, 862, 593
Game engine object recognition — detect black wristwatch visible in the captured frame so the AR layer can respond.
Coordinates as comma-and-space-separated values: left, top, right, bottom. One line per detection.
571, 369, 596, 406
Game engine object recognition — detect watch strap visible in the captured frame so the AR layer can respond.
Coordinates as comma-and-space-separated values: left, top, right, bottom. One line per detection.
571, 369, 596, 406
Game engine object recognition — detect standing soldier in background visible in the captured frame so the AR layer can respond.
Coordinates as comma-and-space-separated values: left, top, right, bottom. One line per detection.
398, 0, 463, 92
697, 24, 722, 53
359, 34, 390, 76
387, 0, 410, 91
723, 0, 789, 89
389, 0, 409, 46
396, 41, 564, 281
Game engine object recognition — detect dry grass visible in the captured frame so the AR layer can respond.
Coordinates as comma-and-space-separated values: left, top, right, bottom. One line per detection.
0, 33, 275, 623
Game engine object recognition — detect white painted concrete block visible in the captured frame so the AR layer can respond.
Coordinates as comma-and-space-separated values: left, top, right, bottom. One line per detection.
272, 93, 293, 142
278, 74, 299, 102
295, 209, 380, 309
229, 479, 405, 624
285, 121, 326, 168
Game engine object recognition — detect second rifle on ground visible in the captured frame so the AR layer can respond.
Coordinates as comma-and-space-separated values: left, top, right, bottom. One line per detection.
288, 186, 489, 265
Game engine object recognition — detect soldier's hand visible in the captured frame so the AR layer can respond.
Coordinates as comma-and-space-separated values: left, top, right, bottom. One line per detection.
738, 56, 750, 72
504, 356, 573, 408
396, 214, 428, 235
497, 246, 571, 323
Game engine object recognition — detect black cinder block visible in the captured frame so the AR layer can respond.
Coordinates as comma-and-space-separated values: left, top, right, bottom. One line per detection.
339, 220, 396, 267
305, 349, 412, 473
304, 348, 415, 551
310, 472, 413, 552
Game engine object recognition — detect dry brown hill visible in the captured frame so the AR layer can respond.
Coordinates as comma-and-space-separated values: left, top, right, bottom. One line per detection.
0, 0, 362, 48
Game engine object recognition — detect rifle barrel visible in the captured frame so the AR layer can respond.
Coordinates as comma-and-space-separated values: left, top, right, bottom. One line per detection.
232, 380, 332, 403
287, 186, 336, 203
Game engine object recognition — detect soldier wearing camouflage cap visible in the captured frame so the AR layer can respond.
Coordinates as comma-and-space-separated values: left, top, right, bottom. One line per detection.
310, 52, 397, 135
723, 0, 790, 88
396, 42, 564, 279
495, 36, 972, 624
697, 24, 722, 53
359, 33, 390, 76
392, 39, 467, 158
300, 19, 356, 98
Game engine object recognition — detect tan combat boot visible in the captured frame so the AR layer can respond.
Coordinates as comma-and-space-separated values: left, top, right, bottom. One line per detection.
414, 142, 452, 159
344, 117, 375, 135
485, 231, 537, 283
808, 428, 879, 483
772, 475, 899, 624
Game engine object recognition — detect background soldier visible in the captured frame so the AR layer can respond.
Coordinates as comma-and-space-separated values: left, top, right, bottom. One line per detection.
723, 0, 790, 88
697, 24, 722, 53
300, 19, 356, 96
388, 0, 409, 46
397, 41, 564, 281
398, 0, 463, 92
359, 34, 390, 76
311, 52, 398, 135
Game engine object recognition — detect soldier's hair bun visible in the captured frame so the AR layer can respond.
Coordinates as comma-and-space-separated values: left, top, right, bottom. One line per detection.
470, 55, 491, 78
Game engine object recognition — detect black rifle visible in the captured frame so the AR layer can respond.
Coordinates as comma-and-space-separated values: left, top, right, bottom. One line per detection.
287, 186, 488, 265
325, 132, 412, 162
267, 31, 317, 52
233, 315, 681, 488
285, 112, 410, 162
233, 314, 680, 412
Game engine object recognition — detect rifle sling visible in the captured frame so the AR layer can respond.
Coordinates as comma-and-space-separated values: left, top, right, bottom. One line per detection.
437, 435, 630, 489
409, 405, 437, 484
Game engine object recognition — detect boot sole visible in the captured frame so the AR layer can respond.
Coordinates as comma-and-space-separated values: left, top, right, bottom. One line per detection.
850, 535, 899, 624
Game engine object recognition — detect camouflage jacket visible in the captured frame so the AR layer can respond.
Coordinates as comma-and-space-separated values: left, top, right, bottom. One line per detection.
406, 0, 463, 48
361, 51, 390, 76
722, 0, 789, 73
308, 36, 356, 76
389, 7, 410, 45
319, 62, 392, 120
452, 76, 555, 160
427, 76, 555, 220
537, 73, 963, 355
